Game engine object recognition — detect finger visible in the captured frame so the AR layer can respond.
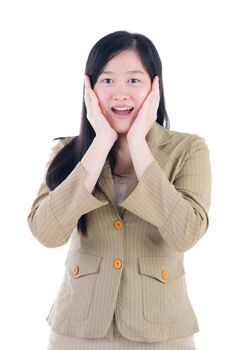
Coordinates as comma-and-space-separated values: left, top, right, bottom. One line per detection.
84, 75, 92, 89
151, 76, 159, 91
84, 75, 100, 105
84, 89, 91, 115
84, 77, 90, 106
88, 88, 100, 106
84, 76, 94, 112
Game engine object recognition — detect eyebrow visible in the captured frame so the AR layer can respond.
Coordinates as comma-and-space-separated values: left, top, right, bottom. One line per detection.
100, 70, 146, 75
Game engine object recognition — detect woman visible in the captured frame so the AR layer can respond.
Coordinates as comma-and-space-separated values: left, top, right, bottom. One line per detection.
27, 30, 211, 350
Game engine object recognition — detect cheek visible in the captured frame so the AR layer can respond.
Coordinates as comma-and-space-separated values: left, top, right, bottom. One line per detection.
136, 87, 151, 106
93, 87, 102, 100
93, 88, 107, 108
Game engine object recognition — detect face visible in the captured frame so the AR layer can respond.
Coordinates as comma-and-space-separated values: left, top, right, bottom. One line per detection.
93, 49, 152, 135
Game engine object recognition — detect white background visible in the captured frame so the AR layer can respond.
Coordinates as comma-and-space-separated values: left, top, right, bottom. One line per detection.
1, 0, 250, 349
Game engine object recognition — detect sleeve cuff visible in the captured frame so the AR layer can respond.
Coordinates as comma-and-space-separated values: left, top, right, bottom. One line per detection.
49, 161, 108, 227
119, 160, 181, 228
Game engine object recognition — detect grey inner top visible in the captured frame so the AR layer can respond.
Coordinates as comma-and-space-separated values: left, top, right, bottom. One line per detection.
112, 172, 135, 203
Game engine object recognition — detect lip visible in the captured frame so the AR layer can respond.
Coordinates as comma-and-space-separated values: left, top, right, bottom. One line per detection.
111, 104, 134, 109
110, 105, 134, 119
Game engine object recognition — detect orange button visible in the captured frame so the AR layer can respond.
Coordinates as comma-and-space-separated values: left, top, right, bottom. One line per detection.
114, 219, 123, 230
161, 270, 169, 280
71, 264, 79, 276
113, 259, 122, 269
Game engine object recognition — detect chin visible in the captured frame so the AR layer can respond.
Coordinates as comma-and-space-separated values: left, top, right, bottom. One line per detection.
118, 130, 129, 135
108, 120, 132, 134
114, 127, 130, 135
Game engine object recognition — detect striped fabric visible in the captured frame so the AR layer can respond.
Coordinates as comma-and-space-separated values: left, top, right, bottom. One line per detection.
47, 312, 196, 349
46, 175, 196, 349
27, 122, 211, 343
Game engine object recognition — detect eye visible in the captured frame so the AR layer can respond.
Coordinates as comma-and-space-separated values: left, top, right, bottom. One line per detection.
101, 78, 113, 84
128, 78, 140, 84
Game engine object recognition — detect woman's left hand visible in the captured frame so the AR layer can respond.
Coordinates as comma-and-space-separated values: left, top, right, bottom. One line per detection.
127, 75, 160, 142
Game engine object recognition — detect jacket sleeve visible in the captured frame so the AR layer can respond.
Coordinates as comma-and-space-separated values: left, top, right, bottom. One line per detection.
119, 135, 212, 252
27, 139, 108, 248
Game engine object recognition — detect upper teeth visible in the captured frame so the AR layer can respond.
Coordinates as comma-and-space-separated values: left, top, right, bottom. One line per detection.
113, 107, 132, 111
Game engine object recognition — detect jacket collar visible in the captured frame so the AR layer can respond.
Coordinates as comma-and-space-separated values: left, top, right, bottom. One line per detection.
145, 120, 173, 149
96, 122, 173, 212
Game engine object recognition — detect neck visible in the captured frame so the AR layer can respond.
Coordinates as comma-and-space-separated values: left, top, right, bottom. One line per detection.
115, 134, 128, 152
113, 134, 133, 174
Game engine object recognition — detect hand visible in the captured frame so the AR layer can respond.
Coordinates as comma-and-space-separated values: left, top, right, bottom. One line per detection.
127, 76, 160, 142
84, 75, 118, 145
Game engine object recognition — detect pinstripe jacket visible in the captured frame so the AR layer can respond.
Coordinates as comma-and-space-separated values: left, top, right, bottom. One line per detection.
27, 122, 212, 342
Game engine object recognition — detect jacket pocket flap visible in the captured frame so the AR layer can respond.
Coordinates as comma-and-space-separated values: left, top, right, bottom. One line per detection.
139, 256, 185, 284
65, 251, 102, 279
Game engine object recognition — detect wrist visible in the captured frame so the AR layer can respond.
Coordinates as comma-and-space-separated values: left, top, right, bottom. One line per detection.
127, 135, 146, 145
127, 134, 146, 146
93, 136, 114, 150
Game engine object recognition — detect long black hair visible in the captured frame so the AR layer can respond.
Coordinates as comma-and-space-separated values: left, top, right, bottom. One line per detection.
46, 30, 170, 237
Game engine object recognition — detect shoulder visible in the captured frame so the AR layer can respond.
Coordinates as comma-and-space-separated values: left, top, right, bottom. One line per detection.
51, 136, 76, 151
53, 136, 75, 146
170, 129, 208, 146
155, 124, 209, 156
151, 122, 203, 143
47, 136, 75, 165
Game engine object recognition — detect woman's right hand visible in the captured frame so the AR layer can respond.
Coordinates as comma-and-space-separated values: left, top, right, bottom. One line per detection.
84, 75, 118, 145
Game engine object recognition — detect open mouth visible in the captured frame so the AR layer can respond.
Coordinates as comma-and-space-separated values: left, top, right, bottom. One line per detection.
111, 106, 134, 116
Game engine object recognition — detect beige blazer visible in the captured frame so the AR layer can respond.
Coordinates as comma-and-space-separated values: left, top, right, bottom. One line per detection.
27, 122, 212, 342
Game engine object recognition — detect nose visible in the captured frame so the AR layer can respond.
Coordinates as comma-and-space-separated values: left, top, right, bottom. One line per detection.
111, 85, 130, 101
113, 95, 128, 101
